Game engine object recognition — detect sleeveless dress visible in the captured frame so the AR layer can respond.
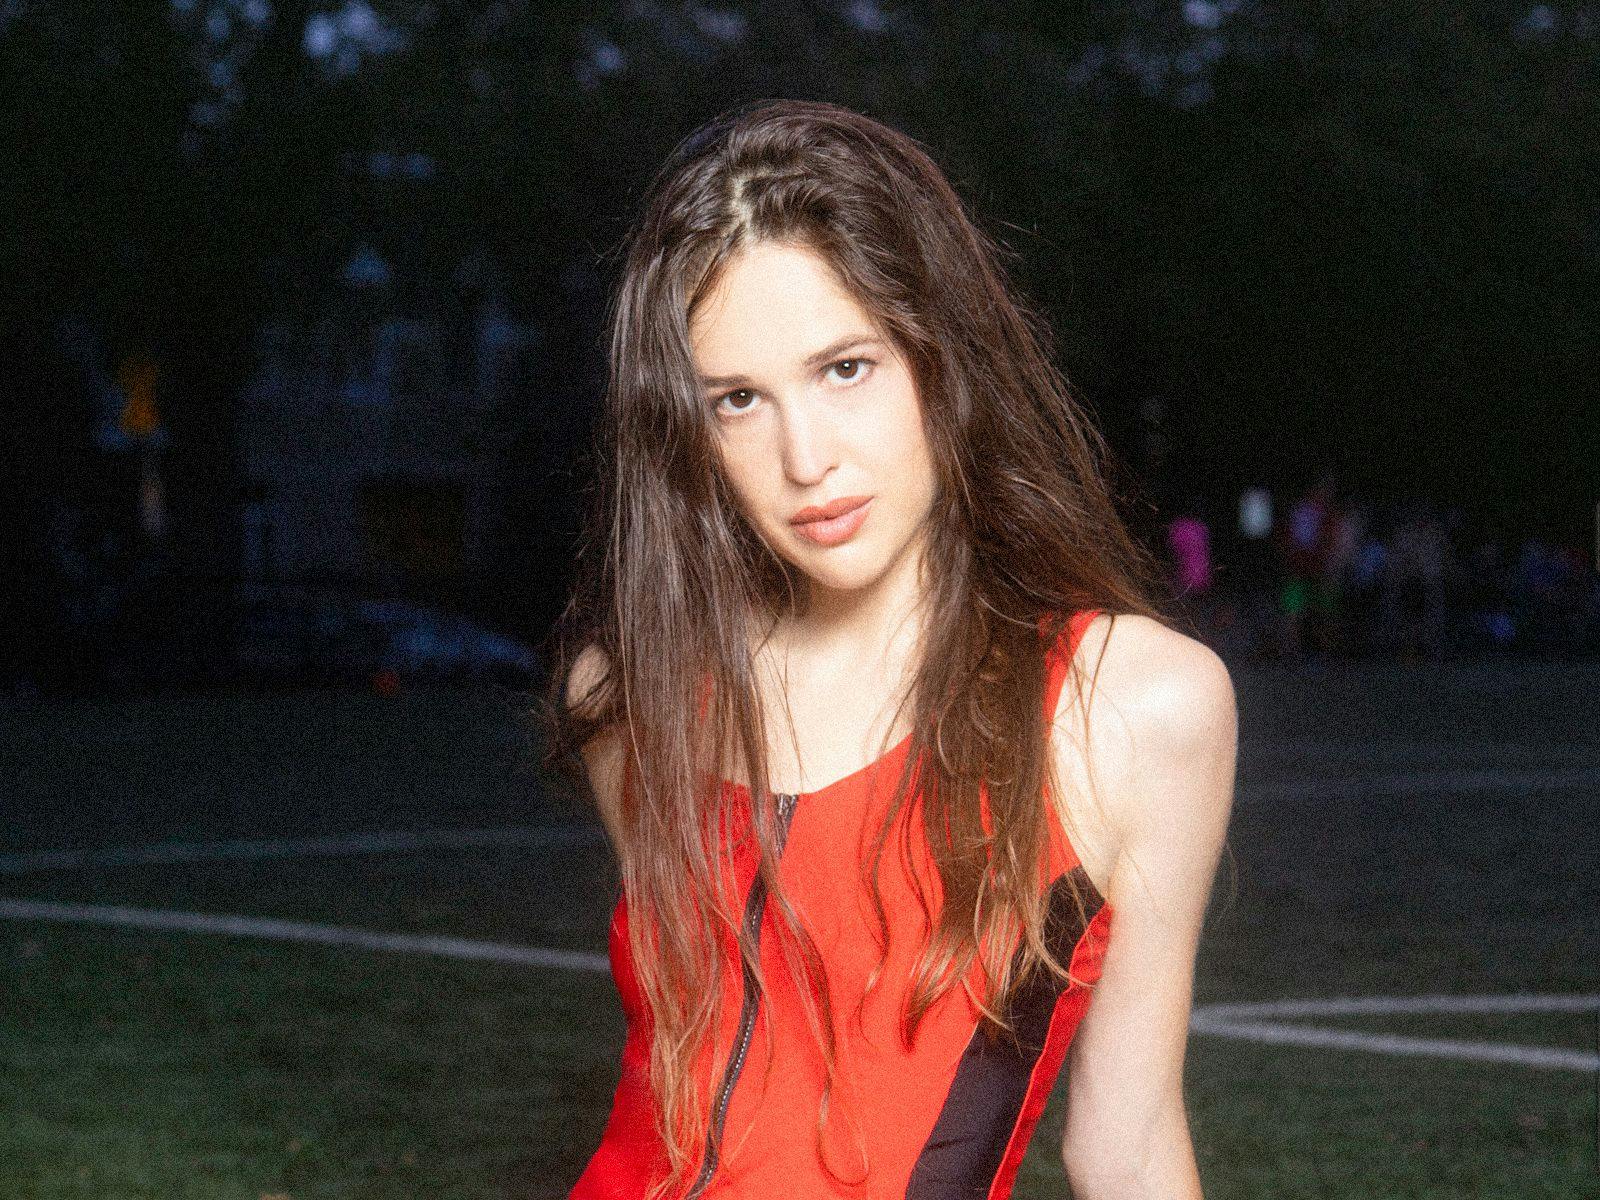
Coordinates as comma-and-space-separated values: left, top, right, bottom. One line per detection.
571, 609, 1111, 1200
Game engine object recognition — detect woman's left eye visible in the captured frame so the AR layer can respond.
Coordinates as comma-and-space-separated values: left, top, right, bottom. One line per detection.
828, 358, 874, 384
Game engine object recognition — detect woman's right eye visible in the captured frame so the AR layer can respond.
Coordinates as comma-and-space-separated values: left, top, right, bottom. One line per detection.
716, 389, 757, 415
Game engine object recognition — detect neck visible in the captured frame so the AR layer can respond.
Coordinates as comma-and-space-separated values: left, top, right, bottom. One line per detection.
768, 526, 933, 676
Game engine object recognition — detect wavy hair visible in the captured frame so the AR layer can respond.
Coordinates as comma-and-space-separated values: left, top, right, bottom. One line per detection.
541, 98, 1171, 1199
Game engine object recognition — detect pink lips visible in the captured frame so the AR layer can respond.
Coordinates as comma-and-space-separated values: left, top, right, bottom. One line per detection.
789, 495, 873, 547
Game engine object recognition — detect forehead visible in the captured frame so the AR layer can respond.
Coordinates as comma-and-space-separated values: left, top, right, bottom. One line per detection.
688, 240, 876, 373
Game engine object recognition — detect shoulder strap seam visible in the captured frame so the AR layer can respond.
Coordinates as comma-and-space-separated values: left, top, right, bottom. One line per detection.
1043, 608, 1100, 723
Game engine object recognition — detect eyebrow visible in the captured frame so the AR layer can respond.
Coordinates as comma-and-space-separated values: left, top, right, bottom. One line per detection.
697, 333, 885, 390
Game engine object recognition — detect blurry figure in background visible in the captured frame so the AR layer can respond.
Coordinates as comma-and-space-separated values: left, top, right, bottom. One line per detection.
1378, 499, 1449, 658
1319, 487, 1362, 654
1231, 485, 1276, 657
1512, 537, 1588, 654
1326, 498, 1376, 654
1579, 548, 1600, 654
1344, 506, 1389, 656
1272, 472, 1342, 659
1463, 536, 1516, 650
1165, 494, 1216, 639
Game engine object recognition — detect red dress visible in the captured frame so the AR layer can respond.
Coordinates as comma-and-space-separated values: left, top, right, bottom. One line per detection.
571, 609, 1112, 1199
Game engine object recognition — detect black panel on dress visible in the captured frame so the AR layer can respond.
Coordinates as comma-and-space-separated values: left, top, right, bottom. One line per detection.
904, 865, 1106, 1199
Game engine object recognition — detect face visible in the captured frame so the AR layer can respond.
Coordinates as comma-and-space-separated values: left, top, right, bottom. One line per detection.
688, 240, 939, 607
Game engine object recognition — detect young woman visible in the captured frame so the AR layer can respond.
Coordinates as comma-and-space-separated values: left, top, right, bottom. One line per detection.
546, 99, 1237, 1200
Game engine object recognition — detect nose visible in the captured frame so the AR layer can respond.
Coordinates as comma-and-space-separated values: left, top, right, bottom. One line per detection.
777, 399, 837, 487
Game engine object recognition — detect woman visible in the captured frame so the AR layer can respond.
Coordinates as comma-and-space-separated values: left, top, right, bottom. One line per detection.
545, 99, 1237, 1200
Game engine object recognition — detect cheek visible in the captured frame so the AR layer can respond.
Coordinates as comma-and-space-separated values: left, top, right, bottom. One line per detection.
719, 458, 771, 524
871, 387, 937, 499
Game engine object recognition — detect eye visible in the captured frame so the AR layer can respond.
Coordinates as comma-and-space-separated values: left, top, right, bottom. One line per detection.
827, 357, 874, 384
714, 388, 758, 415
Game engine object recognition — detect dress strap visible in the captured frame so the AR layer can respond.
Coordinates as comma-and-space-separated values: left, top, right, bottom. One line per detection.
1036, 608, 1101, 881
979, 609, 1102, 848
1042, 609, 1100, 724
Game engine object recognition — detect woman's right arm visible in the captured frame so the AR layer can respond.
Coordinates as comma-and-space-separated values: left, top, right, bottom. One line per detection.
564, 644, 626, 856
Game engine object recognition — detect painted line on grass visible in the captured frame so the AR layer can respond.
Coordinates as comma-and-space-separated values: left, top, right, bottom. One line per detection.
1194, 993, 1600, 1019
3, 755, 1597, 878
0, 824, 608, 876
1191, 993, 1600, 1073
0, 897, 610, 974
1189, 1017, 1599, 1072
4, 895, 1595, 1074
9, 759, 1595, 881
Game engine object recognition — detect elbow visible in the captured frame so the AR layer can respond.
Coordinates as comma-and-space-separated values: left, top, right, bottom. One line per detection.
1061, 1126, 1134, 1200
1061, 1106, 1204, 1200
1063, 1146, 1136, 1200
1063, 1157, 1200, 1200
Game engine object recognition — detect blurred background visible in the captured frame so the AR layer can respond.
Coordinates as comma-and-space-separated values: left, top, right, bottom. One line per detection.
1, 3, 1596, 1199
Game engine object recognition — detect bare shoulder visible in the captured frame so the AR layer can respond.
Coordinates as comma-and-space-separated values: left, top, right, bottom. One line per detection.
564, 643, 626, 855
1072, 612, 1236, 751
1051, 613, 1238, 891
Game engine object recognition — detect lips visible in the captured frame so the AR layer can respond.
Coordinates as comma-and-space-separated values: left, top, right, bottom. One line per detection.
789, 495, 873, 525
789, 496, 873, 547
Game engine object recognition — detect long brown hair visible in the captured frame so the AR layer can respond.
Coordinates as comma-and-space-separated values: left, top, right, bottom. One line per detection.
542, 98, 1171, 1198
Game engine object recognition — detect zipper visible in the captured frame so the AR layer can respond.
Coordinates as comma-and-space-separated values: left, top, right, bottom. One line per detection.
684, 791, 800, 1200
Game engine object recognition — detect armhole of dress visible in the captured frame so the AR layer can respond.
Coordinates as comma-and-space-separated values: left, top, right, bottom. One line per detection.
1040, 609, 1101, 883
1043, 609, 1100, 722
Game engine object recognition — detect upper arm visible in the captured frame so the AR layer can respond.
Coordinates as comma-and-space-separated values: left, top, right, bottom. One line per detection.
564, 643, 627, 857
1056, 614, 1238, 1195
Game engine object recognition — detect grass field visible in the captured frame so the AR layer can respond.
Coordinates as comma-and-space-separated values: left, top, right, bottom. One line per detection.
2, 657, 1597, 1199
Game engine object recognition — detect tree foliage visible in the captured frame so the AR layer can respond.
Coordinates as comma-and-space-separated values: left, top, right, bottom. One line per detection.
2, 0, 1593, 616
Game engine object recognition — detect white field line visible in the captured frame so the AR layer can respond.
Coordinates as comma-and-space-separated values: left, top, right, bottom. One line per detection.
4, 810, 1596, 1073
2, 894, 1594, 1073
0, 824, 607, 876
1190, 994, 1600, 1073
1, 757, 1595, 878
1189, 1017, 1600, 1072
1193, 994, 1600, 1019
4, 760, 1595, 881
0, 897, 610, 974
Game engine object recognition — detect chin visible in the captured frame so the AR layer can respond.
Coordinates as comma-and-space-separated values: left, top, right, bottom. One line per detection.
798, 559, 887, 593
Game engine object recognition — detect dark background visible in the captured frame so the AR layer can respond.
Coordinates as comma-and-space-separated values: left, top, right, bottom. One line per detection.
2, 1, 1596, 687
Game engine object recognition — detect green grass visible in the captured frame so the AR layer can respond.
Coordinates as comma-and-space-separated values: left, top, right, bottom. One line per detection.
3, 922, 618, 1200
1, 659, 1597, 1198
1182, 1037, 1593, 1199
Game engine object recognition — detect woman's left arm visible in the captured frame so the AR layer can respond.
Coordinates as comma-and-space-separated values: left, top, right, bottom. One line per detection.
1057, 616, 1239, 1199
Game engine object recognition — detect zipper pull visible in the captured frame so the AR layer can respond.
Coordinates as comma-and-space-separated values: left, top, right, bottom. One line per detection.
775, 791, 799, 852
